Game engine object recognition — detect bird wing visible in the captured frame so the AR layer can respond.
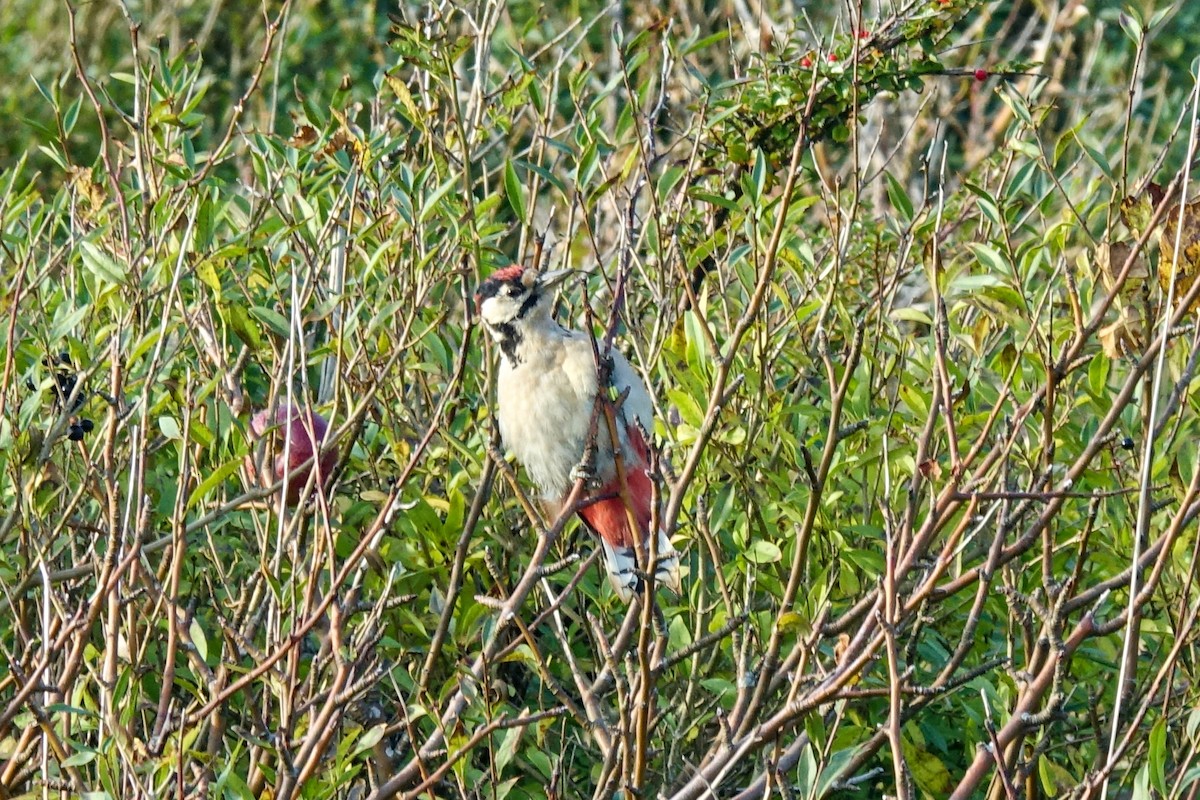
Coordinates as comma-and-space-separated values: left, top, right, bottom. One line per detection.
563, 337, 681, 598
577, 418, 654, 550
566, 340, 656, 548
607, 348, 654, 438
577, 415, 654, 600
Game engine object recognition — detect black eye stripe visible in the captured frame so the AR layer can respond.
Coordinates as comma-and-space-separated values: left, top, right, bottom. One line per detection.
475, 278, 526, 302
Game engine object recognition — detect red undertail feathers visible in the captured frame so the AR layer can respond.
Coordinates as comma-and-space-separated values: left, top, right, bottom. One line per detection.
577, 420, 680, 600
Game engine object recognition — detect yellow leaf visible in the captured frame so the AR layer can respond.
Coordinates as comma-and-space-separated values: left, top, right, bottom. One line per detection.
1158, 197, 1200, 311
903, 733, 953, 796
385, 72, 423, 127
1038, 754, 1075, 796
1119, 194, 1154, 238
195, 259, 222, 295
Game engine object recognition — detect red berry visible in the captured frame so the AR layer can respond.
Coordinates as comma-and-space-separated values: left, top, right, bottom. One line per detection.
801, 56, 813, 68
974, 69, 988, 81
857, 29, 870, 39
828, 53, 838, 63
248, 404, 337, 506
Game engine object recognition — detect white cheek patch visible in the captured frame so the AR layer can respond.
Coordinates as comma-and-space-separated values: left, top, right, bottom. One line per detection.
480, 295, 521, 327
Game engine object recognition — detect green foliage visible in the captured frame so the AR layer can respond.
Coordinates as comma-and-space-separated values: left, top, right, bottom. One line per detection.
3, 1, 1200, 799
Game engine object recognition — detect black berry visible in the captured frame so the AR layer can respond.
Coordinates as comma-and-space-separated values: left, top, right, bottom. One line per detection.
54, 375, 81, 409
67, 425, 85, 442
1121, 437, 1135, 450
33, 352, 88, 412
79, 419, 95, 433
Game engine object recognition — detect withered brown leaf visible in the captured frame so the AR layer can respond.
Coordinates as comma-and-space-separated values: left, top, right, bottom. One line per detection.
288, 124, 319, 148
1158, 197, 1200, 312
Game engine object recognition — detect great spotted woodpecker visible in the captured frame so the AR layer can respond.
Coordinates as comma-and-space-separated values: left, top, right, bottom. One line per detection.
476, 265, 681, 600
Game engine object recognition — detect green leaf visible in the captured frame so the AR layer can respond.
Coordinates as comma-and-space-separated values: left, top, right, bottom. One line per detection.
668, 614, 692, 650
49, 303, 90, 342
1073, 132, 1113, 180
31, 75, 55, 104
700, 677, 735, 707
750, 148, 767, 203
1149, 718, 1167, 795
997, 82, 1033, 127
494, 778, 518, 800
525, 747, 553, 779
1181, 766, 1200, 793
804, 711, 827, 753
186, 457, 243, 511
80, 241, 128, 286
420, 175, 460, 223
776, 612, 808, 632
190, 617, 209, 662
159, 416, 182, 440
495, 723, 522, 772
885, 171, 914, 222
503, 159, 526, 222
818, 745, 861, 796
899, 383, 930, 419
575, 144, 598, 188
1039, 755, 1074, 796
794, 742, 817, 796
62, 749, 98, 768
37, 144, 68, 170
689, 189, 741, 213
845, 548, 885, 576
250, 305, 291, 338
189, 415, 215, 448
891, 307, 933, 326
683, 30, 728, 56
965, 181, 1003, 226
522, 160, 567, 194
63, 96, 82, 135
1119, 10, 1143, 44
1088, 353, 1109, 397
223, 302, 263, 350
968, 242, 1010, 276
1188, 706, 1200, 742
1133, 761, 1150, 800
904, 733, 953, 795
45, 703, 99, 718
744, 540, 782, 564
354, 723, 388, 756
196, 259, 223, 294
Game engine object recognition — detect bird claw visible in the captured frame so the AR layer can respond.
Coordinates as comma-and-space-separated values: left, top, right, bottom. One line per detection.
570, 461, 600, 489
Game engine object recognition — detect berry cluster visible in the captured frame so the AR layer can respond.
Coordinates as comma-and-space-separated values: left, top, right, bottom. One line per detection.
41, 352, 86, 411
26, 352, 97, 442
67, 418, 96, 442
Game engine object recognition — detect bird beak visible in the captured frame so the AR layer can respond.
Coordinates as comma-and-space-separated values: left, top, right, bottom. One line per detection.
536, 269, 573, 290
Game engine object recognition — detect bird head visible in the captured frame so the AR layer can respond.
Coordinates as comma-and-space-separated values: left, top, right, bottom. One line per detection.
475, 266, 571, 332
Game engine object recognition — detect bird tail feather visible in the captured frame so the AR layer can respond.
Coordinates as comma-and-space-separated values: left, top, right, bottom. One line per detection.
601, 531, 681, 602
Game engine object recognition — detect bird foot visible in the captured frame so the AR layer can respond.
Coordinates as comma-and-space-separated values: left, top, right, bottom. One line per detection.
570, 461, 600, 489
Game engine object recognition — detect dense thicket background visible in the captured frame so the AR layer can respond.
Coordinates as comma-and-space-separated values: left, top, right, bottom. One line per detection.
3, 1, 1200, 798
